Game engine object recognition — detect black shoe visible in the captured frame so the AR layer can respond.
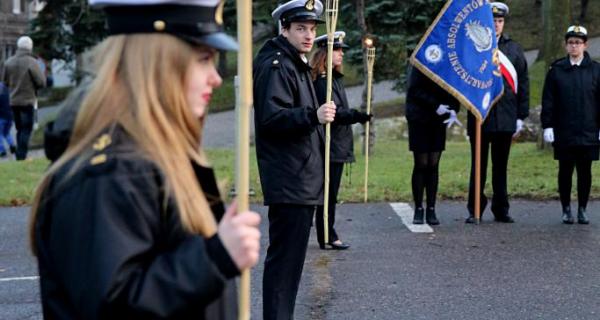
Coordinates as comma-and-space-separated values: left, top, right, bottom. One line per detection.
413, 207, 424, 224
577, 207, 589, 224
0, 151, 6, 157
328, 241, 350, 250
318, 242, 325, 250
494, 215, 515, 223
426, 207, 440, 225
562, 206, 574, 224
465, 215, 476, 224
9, 145, 16, 154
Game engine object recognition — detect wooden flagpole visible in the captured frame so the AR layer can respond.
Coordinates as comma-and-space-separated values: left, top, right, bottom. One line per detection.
236, 0, 252, 318
474, 117, 482, 224
363, 39, 375, 203
323, 0, 339, 244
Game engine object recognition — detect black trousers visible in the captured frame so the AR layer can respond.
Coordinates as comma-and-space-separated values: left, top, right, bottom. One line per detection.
467, 132, 513, 217
11, 105, 34, 160
558, 158, 593, 209
263, 204, 315, 320
315, 162, 344, 245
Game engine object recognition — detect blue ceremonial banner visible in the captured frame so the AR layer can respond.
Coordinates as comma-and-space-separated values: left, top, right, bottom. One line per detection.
410, 0, 504, 121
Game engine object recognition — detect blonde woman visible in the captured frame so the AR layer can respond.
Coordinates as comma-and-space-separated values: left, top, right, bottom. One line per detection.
30, 1, 260, 319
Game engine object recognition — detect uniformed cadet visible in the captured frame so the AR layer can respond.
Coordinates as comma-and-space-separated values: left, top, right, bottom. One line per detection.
541, 25, 600, 224
406, 66, 460, 225
253, 0, 335, 318
30, 1, 261, 319
466, 1, 529, 224
310, 31, 371, 249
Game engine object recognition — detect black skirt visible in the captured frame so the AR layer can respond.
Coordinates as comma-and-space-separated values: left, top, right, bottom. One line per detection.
408, 121, 447, 152
553, 145, 600, 161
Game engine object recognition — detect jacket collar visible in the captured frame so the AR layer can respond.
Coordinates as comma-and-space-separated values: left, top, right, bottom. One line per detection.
555, 52, 593, 69
272, 35, 312, 72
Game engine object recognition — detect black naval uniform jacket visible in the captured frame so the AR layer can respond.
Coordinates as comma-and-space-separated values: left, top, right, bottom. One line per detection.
541, 52, 600, 147
253, 35, 325, 205
34, 127, 239, 320
467, 34, 529, 135
314, 70, 358, 163
405, 67, 460, 124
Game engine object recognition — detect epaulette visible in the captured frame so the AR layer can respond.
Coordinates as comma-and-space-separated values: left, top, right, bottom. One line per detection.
89, 133, 112, 166
271, 51, 283, 68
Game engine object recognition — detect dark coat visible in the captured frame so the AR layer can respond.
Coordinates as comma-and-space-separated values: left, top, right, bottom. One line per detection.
0, 82, 11, 120
2, 48, 45, 106
253, 35, 325, 205
34, 127, 239, 319
541, 52, 600, 147
314, 70, 359, 163
405, 67, 459, 125
467, 34, 529, 135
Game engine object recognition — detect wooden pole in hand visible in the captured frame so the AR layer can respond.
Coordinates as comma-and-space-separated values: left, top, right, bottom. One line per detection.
363, 39, 375, 203
323, 0, 339, 244
236, 0, 252, 318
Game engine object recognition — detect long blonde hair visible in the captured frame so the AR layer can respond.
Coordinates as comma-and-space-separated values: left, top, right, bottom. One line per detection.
30, 34, 218, 253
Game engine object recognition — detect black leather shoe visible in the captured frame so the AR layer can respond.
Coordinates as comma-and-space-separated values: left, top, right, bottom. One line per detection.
318, 243, 326, 250
465, 216, 476, 224
328, 241, 350, 250
562, 206, 574, 224
426, 207, 440, 225
494, 215, 515, 223
577, 207, 589, 224
413, 207, 424, 224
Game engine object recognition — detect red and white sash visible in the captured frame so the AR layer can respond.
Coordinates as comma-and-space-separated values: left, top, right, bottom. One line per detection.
498, 50, 518, 94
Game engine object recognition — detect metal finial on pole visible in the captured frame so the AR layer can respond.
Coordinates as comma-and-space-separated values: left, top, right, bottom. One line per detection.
364, 38, 376, 203
323, 0, 339, 245
235, 0, 253, 318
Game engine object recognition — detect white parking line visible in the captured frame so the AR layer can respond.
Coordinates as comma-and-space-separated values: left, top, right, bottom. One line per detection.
390, 202, 434, 233
0, 276, 39, 282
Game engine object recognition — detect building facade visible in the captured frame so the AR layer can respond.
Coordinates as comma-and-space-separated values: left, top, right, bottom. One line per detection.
0, 1, 44, 65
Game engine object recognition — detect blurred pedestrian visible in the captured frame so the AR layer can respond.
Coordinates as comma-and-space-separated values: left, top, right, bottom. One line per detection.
2, 35, 45, 160
0, 81, 16, 157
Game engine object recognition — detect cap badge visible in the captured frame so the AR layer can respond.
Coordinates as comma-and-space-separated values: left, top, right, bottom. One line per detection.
305, 0, 315, 11
215, 0, 224, 26
492, 6, 499, 13
153, 20, 166, 31
574, 26, 581, 33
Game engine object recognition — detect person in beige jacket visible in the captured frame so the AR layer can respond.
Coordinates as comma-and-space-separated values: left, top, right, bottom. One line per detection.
2, 36, 45, 160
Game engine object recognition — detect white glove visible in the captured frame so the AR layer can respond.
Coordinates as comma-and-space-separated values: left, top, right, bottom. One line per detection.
512, 119, 524, 138
443, 110, 462, 128
543, 128, 554, 143
436, 104, 451, 115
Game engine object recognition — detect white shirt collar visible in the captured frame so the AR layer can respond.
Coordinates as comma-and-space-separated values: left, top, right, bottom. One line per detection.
570, 56, 584, 66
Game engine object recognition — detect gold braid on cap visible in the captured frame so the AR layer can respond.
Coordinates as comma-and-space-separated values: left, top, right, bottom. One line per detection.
215, 0, 224, 25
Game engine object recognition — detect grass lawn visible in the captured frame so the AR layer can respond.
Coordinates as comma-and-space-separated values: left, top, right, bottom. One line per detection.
4, 137, 600, 207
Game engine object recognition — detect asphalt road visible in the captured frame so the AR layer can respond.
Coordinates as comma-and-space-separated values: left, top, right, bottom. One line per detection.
2, 201, 599, 319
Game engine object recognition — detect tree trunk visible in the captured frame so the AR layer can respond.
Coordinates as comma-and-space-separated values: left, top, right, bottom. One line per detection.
355, 0, 375, 155
540, 0, 571, 68
538, 0, 570, 149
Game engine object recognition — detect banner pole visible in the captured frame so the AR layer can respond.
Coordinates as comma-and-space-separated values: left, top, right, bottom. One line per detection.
474, 117, 482, 225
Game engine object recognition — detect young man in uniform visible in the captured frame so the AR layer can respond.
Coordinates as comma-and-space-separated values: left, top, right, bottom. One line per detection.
466, 2, 529, 223
253, 0, 335, 318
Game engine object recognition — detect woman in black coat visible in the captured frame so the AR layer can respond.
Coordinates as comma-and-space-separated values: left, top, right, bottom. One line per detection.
29, 1, 261, 319
310, 31, 371, 250
405, 67, 460, 225
541, 25, 600, 224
